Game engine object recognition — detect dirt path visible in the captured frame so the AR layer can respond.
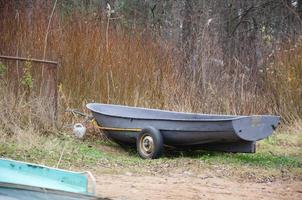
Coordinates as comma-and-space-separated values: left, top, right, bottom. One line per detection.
96, 174, 302, 200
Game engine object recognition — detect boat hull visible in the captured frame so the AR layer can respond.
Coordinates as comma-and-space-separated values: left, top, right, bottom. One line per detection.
87, 103, 280, 153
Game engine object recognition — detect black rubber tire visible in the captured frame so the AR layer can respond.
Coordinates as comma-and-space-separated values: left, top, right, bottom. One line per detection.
137, 127, 163, 159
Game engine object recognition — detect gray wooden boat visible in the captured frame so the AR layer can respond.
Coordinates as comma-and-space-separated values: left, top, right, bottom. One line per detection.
87, 103, 280, 159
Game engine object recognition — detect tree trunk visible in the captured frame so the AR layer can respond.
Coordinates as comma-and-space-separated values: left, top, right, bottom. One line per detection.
181, 0, 195, 72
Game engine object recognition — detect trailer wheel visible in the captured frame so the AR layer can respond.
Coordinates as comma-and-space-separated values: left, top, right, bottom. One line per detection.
137, 127, 163, 159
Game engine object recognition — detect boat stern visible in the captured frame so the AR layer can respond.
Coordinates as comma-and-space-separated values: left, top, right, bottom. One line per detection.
232, 115, 280, 142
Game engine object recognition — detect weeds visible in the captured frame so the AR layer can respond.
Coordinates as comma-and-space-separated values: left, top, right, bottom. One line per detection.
265, 39, 302, 121
198, 152, 301, 169
20, 61, 33, 97
0, 80, 57, 139
0, 62, 6, 76
0, 129, 301, 181
0, 2, 301, 121
0, 0, 301, 182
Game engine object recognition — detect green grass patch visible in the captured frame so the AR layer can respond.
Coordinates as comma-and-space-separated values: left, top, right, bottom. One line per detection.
1, 129, 301, 179
196, 151, 301, 169
0, 134, 145, 169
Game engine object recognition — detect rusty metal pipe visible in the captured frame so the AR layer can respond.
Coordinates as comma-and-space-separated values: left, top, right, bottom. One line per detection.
0, 55, 58, 67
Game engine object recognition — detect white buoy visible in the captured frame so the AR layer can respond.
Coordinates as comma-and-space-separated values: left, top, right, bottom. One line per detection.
73, 123, 86, 138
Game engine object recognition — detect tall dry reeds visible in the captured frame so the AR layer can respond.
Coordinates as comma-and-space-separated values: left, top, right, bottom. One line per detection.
0, 80, 57, 139
0, 2, 301, 127
265, 39, 302, 123
0, 2, 173, 109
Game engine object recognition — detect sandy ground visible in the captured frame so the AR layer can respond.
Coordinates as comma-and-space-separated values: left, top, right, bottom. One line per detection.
95, 173, 302, 200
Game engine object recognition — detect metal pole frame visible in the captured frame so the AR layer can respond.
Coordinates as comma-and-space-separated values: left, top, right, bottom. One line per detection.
0, 55, 59, 119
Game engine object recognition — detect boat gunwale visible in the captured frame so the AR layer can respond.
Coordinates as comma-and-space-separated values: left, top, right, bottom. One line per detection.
87, 103, 252, 122
0, 182, 97, 199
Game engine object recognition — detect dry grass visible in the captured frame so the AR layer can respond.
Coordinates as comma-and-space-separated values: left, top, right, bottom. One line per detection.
265, 39, 302, 122
0, 2, 301, 186
0, 3, 173, 110
0, 77, 300, 181
0, 2, 301, 122
0, 3, 301, 137
0, 81, 57, 140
